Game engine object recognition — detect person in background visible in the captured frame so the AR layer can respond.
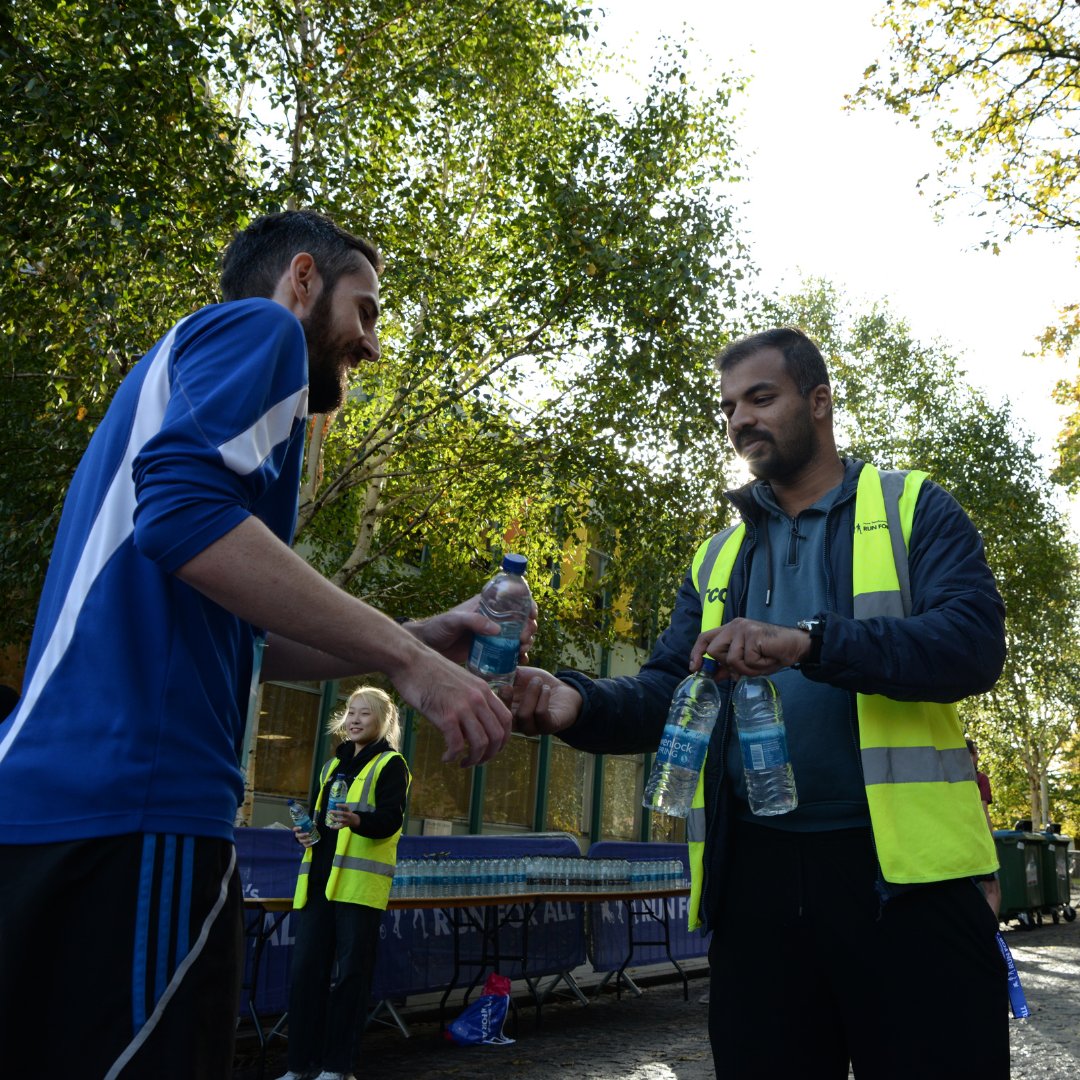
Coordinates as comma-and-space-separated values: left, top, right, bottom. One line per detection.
512, 327, 1008, 1078
276, 686, 409, 1080
967, 737, 1003, 917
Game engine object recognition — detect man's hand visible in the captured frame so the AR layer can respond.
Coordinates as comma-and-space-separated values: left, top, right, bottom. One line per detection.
507, 666, 583, 737
406, 594, 538, 666
690, 618, 811, 680
389, 649, 513, 767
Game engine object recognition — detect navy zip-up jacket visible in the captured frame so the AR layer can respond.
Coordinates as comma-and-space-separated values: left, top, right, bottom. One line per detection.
556, 458, 1005, 929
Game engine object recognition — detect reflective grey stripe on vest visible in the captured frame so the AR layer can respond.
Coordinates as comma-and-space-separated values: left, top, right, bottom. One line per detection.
332, 853, 395, 878
298, 862, 310, 876
853, 470, 914, 621
340, 751, 398, 813
861, 745, 974, 786
695, 524, 741, 608
687, 807, 707, 844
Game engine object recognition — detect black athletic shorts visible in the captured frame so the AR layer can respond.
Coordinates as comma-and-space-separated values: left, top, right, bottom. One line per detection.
0, 833, 243, 1078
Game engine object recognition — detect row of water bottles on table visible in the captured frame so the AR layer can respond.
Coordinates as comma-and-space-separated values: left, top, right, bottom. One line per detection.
390, 856, 688, 900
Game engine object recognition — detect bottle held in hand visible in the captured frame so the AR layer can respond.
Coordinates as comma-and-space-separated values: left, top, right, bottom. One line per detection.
326, 774, 349, 829
642, 657, 722, 818
287, 798, 320, 844
467, 554, 532, 689
733, 676, 798, 816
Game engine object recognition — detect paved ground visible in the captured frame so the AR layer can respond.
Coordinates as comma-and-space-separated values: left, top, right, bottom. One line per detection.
237, 914, 1080, 1079
1006, 915, 1080, 1079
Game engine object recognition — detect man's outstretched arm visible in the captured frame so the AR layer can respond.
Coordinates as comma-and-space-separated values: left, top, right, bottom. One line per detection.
174, 515, 511, 766
262, 595, 537, 683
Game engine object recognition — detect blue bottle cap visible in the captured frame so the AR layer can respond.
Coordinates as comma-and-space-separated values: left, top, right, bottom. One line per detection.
501, 553, 528, 575
700, 656, 719, 676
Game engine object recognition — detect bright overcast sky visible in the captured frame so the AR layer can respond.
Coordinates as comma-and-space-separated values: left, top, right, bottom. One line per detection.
596, 0, 1080, 467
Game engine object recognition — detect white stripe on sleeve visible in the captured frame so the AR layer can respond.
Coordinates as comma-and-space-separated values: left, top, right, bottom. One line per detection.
217, 387, 308, 476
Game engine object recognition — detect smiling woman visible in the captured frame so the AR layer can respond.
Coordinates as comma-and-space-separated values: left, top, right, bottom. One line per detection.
277, 685, 410, 1080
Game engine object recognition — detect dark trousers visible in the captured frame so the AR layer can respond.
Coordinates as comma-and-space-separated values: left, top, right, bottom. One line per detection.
286, 888, 382, 1074
0, 833, 242, 1079
708, 822, 1010, 1080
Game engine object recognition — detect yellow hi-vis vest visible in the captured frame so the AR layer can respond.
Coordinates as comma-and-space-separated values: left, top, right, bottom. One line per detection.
293, 749, 410, 911
682, 464, 997, 931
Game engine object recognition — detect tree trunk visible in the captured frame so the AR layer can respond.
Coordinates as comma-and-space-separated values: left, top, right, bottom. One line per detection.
301, 413, 334, 503
332, 449, 391, 587
235, 664, 266, 828
1029, 742, 1042, 829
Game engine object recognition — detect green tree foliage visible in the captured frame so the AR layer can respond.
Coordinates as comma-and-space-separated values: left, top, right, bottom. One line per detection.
284, 33, 746, 654
771, 282, 1080, 834
855, 0, 1080, 240
1, 1, 748, 663
0, 0, 251, 643
853, 0, 1080, 494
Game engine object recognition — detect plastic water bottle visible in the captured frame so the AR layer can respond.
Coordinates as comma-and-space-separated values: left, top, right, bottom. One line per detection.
287, 799, 320, 844
733, 676, 798, 816
642, 657, 722, 818
467, 554, 532, 689
326, 774, 349, 828
394, 860, 415, 899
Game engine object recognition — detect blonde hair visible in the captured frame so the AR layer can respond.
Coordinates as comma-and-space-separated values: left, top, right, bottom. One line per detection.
327, 686, 401, 749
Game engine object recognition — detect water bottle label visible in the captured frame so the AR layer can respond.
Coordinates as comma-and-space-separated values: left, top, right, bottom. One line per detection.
469, 628, 521, 676
655, 724, 710, 772
739, 727, 790, 772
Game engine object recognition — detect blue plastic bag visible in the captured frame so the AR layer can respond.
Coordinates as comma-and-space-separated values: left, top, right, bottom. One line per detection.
445, 973, 515, 1046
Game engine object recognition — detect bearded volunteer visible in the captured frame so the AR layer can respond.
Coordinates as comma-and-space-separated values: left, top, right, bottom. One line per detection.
0, 211, 525, 1079
511, 327, 1008, 1079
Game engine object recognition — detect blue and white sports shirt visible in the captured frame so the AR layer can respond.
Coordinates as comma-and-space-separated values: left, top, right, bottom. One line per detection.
0, 299, 310, 842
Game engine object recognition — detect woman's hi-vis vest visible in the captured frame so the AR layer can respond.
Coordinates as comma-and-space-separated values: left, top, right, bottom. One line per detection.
682, 464, 997, 931
293, 750, 410, 911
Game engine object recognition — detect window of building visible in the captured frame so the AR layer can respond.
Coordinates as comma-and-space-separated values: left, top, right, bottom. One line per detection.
648, 810, 686, 843
600, 753, 644, 841
253, 683, 323, 800
406, 715, 473, 825
545, 740, 589, 840
482, 732, 539, 829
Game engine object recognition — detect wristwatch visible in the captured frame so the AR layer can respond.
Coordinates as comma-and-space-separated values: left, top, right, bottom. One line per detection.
796, 616, 826, 666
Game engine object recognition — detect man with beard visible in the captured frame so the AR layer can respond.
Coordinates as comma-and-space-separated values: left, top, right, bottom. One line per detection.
0, 211, 524, 1078
511, 327, 1009, 1078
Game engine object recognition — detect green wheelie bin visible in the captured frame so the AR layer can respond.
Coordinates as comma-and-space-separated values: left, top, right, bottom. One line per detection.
994, 830, 1045, 929
1039, 829, 1077, 923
